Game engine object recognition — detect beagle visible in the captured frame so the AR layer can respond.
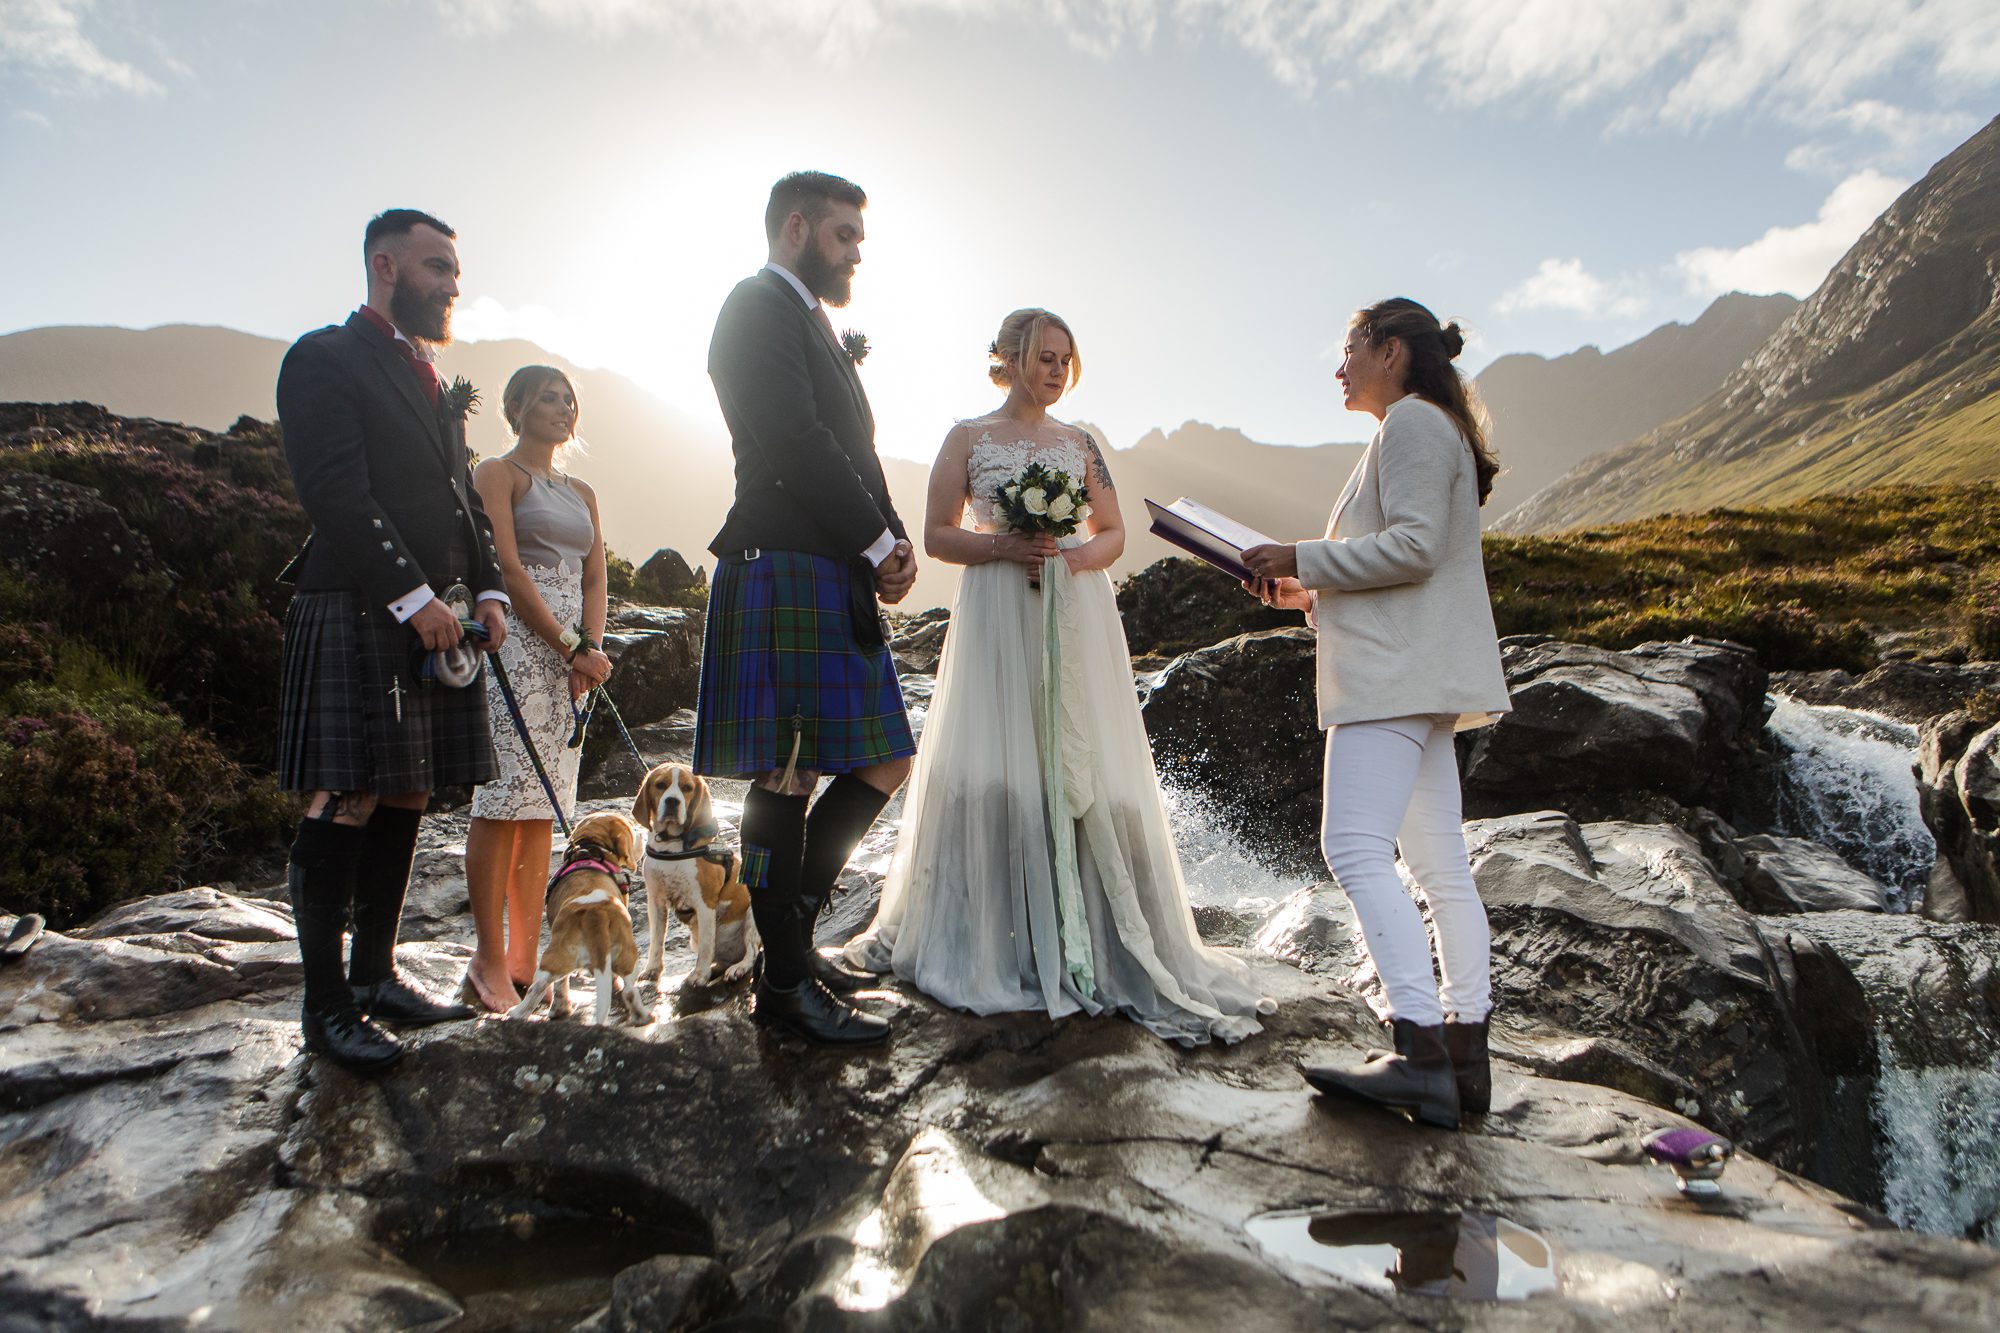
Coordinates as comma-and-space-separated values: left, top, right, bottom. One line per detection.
632, 762, 761, 989
508, 810, 651, 1026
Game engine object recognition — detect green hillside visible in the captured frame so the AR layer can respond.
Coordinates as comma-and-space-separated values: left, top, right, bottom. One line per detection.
1123, 481, 2000, 673
1502, 115, 2000, 533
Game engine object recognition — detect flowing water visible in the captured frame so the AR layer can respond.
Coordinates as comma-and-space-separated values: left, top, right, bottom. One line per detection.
1768, 695, 2000, 1244
1766, 695, 1934, 907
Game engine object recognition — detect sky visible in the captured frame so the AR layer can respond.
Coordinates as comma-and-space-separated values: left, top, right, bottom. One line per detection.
2, 0, 1995, 460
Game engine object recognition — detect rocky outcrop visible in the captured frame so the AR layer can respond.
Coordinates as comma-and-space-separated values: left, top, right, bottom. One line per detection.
633, 547, 706, 604
0, 470, 161, 603
1140, 633, 1775, 859
1139, 627, 1321, 855
1773, 660, 2000, 725
889, 605, 950, 675
8, 885, 2000, 1330
1460, 637, 1772, 822
1735, 835, 1892, 914
578, 605, 705, 793
1918, 707, 2000, 924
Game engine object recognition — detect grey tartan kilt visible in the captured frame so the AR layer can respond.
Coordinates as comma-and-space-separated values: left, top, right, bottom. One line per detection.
276, 590, 497, 793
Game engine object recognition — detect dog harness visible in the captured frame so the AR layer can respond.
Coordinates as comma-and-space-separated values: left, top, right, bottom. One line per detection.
548, 850, 639, 897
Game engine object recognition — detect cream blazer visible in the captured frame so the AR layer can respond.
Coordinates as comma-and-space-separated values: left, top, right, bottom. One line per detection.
1294, 396, 1511, 731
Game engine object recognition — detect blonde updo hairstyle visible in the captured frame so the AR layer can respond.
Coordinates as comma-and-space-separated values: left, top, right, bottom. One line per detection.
500, 364, 584, 464
988, 308, 1081, 391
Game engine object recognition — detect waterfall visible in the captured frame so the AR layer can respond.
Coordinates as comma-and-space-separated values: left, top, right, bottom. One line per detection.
1872, 1035, 2000, 1243
1766, 695, 1935, 907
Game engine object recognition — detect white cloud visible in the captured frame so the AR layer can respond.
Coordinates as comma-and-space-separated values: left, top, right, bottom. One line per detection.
1497, 257, 1646, 317
1785, 99, 1981, 175
0, 0, 161, 95
428, 0, 2000, 128
1676, 169, 1908, 299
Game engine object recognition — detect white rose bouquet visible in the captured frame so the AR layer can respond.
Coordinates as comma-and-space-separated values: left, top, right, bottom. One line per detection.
994, 461, 1091, 538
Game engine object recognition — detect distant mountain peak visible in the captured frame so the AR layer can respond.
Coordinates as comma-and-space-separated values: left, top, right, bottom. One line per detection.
1498, 114, 2000, 533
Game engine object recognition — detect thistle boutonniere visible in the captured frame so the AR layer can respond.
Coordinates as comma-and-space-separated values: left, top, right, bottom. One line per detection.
444, 376, 480, 421
840, 329, 871, 365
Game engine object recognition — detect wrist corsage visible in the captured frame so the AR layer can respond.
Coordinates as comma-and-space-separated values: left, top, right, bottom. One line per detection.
560, 625, 598, 661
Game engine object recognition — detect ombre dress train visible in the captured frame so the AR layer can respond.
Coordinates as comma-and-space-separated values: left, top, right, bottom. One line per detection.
844, 423, 1273, 1044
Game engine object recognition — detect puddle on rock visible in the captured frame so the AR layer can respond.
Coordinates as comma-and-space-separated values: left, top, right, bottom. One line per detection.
398, 1218, 699, 1331
1246, 1208, 1557, 1300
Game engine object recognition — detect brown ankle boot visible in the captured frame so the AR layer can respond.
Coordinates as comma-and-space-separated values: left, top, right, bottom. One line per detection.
1444, 1017, 1491, 1115
1302, 1019, 1460, 1130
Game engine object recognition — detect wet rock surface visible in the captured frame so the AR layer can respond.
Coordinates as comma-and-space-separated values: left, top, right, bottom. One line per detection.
1140, 632, 1779, 860
1735, 834, 1893, 914
1919, 706, 2000, 924
8, 854, 2000, 1330
1460, 637, 1773, 823
1773, 660, 2000, 724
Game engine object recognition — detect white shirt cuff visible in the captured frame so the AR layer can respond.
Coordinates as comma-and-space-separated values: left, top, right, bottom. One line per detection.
863, 528, 899, 567
389, 585, 434, 623
477, 589, 511, 607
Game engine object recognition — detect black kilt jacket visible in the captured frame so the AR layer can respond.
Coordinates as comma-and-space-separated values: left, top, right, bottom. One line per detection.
706, 269, 907, 560
276, 310, 503, 609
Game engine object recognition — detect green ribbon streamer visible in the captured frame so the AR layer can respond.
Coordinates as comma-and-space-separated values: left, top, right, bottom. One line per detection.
1041, 554, 1096, 999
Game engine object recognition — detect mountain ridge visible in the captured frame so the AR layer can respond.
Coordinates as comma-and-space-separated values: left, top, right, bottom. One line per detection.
1500, 115, 2000, 533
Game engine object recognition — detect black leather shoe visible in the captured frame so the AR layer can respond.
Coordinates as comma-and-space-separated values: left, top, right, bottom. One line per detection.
751, 976, 890, 1046
353, 975, 477, 1026
1302, 1019, 1460, 1130
807, 947, 879, 996
302, 1005, 403, 1072
1444, 1017, 1492, 1115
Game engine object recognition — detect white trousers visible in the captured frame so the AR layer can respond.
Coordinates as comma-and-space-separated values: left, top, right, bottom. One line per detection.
1319, 715, 1491, 1025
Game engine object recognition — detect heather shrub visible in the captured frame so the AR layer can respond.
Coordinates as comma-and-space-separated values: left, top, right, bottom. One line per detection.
0, 682, 297, 926
1960, 571, 2000, 662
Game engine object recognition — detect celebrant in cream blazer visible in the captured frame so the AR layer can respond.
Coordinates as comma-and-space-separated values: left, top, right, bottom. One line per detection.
1242, 296, 1509, 1133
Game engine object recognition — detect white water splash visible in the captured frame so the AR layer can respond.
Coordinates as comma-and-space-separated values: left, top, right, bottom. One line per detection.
1872, 1036, 2000, 1243
1159, 778, 1299, 909
1766, 696, 1934, 906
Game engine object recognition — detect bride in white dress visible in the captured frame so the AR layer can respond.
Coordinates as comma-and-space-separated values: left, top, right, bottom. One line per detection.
845, 308, 1274, 1044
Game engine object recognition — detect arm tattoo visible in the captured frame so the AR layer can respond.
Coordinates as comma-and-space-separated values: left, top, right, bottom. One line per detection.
1084, 438, 1114, 494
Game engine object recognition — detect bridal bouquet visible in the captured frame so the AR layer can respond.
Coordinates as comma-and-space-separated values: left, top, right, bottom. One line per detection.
995, 462, 1091, 538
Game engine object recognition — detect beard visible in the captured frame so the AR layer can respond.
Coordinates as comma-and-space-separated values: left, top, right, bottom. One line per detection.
793, 243, 854, 308
390, 276, 454, 345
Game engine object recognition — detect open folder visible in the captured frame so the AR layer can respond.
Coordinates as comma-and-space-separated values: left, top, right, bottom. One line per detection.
1143, 498, 1279, 583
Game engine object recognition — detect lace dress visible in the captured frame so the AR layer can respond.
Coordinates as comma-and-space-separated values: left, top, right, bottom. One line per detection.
471, 471, 594, 821
845, 416, 1274, 1044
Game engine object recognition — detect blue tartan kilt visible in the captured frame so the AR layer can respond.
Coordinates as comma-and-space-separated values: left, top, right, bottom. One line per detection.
693, 550, 916, 779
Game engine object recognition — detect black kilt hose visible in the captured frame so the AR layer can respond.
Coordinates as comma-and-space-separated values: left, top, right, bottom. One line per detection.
276, 591, 497, 794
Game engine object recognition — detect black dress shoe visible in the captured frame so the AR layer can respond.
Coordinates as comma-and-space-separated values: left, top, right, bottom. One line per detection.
1302, 1019, 1461, 1130
353, 975, 477, 1026
807, 947, 879, 996
751, 975, 890, 1046
302, 1005, 403, 1072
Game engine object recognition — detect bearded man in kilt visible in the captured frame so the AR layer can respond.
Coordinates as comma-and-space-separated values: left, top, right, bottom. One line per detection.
697, 171, 919, 1046
273, 209, 508, 1071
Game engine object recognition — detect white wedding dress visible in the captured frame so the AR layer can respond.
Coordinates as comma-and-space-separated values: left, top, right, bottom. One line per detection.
845, 417, 1274, 1044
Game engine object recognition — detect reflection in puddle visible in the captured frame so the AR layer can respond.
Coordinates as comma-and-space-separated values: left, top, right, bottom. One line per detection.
1246, 1209, 1557, 1300
398, 1219, 699, 1329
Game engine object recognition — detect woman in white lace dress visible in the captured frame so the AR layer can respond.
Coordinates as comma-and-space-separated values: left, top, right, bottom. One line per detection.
461, 366, 612, 1012
845, 310, 1274, 1044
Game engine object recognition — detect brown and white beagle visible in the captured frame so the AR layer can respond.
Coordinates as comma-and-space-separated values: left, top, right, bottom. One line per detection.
508, 810, 651, 1026
632, 762, 760, 989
